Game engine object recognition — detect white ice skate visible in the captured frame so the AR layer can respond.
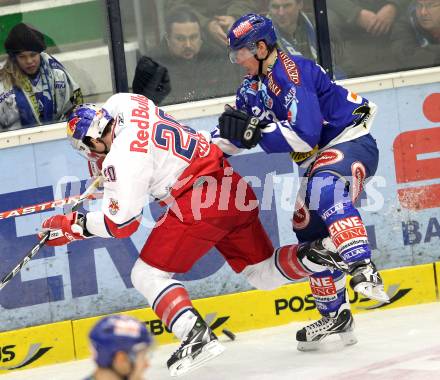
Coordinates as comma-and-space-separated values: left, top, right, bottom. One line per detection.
167, 316, 225, 377
296, 303, 357, 351
349, 260, 390, 302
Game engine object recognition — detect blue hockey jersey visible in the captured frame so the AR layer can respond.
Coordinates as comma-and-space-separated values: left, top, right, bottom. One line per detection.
213, 51, 376, 165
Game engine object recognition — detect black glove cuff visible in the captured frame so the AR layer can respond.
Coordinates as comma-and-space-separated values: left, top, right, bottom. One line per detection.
78, 213, 94, 238
241, 116, 262, 149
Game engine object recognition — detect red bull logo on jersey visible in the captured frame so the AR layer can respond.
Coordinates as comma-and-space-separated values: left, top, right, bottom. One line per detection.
67, 117, 79, 137
108, 198, 119, 215
130, 95, 151, 154
232, 20, 253, 38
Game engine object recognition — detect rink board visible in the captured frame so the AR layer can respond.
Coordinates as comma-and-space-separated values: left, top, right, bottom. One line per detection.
436, 262, 440, 299
0, 262, 438, 373
1, 82, 440, 333
0, 321, 74, 372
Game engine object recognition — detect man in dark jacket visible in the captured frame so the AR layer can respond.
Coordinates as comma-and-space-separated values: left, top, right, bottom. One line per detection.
328, 0, 412, 76
150, 6, 242, 104
391, 0, 440, 70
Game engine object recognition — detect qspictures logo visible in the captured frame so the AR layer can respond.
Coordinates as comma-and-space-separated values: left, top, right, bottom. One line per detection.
0, 343, 52, 370
274, 284, 412, 315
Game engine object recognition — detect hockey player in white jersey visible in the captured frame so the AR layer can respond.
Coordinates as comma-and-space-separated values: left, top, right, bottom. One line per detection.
40, 93, 350, 376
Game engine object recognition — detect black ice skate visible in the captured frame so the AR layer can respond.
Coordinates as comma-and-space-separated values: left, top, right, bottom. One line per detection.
349, 260, 390, 302
167, 314, 225, 377
296, 303, 357, 351
301, 239, 389, 303
298, 238, 349, 273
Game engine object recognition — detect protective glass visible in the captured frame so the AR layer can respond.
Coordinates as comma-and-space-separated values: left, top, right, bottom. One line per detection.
228, 45, 257, 63
416, 1, 440, 11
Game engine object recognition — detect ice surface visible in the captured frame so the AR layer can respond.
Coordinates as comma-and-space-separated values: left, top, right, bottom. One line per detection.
2, 302, 440, 380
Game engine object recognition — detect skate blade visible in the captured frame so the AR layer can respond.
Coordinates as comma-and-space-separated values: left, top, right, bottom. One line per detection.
339, 330, 358, 346
297, 340, 320, 352
169, 340, 225, 377
354, 283, 390, 303
297, 330, 358, 352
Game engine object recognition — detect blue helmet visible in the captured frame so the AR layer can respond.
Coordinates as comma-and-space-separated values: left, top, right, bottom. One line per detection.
227, 13, 277, 52
66, 104, 113, 161
89, 315, 153, 368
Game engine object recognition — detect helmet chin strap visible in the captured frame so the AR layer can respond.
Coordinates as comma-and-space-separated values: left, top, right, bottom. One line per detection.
254, 45, 273, 78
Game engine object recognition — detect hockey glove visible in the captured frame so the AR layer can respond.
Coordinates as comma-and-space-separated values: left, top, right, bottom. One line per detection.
87, 157, 104, 178
218, 105, 262, 149
39, 212, 89, 246
132, 56, 171, 105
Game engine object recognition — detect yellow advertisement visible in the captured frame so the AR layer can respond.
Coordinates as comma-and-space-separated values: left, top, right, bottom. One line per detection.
0, 321, 74, 374
3, 262, 439, 372
349, 262, 438, 312
73, 308, 179, 360
436, 262, 440, 300
73, 263, 438, 360
193, 263, 438, 333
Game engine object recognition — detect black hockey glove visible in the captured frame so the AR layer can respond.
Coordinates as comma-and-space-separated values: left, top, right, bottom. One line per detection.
218, 105, 263, 149
132, 56, 171, 105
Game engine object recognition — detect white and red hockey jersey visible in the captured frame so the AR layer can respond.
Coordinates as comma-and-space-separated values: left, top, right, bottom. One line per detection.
85, 93, 217, 239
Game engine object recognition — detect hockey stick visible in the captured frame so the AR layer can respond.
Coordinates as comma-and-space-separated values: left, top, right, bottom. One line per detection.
0, 192, 103, 220
0, 176, 103, 291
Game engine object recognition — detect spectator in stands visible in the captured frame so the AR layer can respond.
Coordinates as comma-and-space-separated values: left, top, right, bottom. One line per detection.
86, 314, 153, 380
391, 0, 440, 69
151, 6, 242, 104
268, 0, 346, 78
328, 0, 411, 76
166, 0, 258, 52
268, 0, 317, 60
0, 23, 82, 131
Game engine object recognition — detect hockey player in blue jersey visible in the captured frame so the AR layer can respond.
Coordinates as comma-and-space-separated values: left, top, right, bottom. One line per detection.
214, 13, 390, 351
86, 315, 153, 380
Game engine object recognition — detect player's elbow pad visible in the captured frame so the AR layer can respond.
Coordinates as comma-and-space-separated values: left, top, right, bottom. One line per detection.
104, 215, 141, 238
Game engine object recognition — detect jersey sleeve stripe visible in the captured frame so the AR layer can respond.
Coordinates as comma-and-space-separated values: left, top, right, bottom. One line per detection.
278, 123, 314, 152
103, 214, 142, 238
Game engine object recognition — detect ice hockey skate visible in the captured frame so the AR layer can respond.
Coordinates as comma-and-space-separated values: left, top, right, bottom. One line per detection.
298, 238, 349, 272
296, 303, 357, 351
167, 314, 225, 377
349, 260, 390, 302
303, 239, 389, 303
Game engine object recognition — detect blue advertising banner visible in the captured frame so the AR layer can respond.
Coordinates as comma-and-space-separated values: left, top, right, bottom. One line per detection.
0, 83, 439, 331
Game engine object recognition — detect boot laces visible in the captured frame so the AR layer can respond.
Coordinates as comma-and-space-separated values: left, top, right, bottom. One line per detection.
306, 316, 335, 333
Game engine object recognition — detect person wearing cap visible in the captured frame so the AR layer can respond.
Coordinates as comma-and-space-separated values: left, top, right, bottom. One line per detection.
0, 23, 83, 131
86, 314, 153, 380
